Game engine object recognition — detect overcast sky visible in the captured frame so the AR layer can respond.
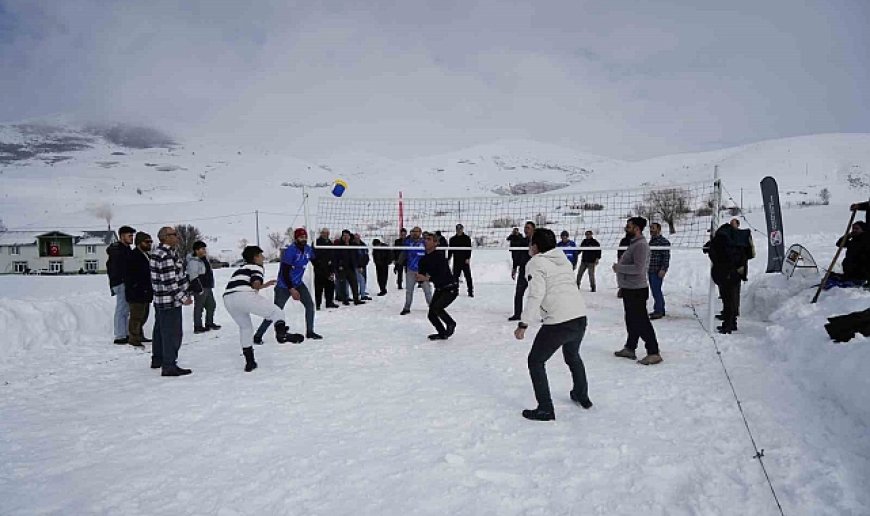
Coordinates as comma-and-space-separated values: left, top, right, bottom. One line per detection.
0, 0, 868, 160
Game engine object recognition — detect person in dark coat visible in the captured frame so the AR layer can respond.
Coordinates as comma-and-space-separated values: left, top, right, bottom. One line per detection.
508, 222, 535, 321
313, 228, 339, 309
448, 224, 473, 297
333, 230, 364, 305
417, 232, 458, 340
836, 221, 870, 282
124, 231, 154, 348
708, 223, 743, 334
577, 230, 602, 292
393, 228, 408, 289
372, 239, 393, 296
353, 233, 372, 300
107, 225, 136, 344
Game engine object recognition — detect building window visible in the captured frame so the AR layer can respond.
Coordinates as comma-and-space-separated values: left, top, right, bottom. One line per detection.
49, 261, 62, 273
9, 245, 20, 255
84, 260, 98, 272
86, 245, 96, 255
13, 261, 27, 273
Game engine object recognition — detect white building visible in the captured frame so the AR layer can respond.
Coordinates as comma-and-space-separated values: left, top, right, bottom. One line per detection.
0, 230, 117, 274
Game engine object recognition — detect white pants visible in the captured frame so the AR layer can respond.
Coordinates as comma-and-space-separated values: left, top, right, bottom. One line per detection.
223, 292, 285, 349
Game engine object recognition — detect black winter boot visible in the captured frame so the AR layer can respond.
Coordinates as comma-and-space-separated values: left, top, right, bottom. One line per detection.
243, 347, 257, 372
522, 407, 555, 421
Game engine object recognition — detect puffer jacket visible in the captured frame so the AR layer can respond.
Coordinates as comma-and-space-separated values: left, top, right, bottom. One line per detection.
520, 248, 586, 326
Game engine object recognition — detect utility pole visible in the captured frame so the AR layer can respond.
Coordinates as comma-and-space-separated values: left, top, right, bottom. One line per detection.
255, 210, 260, 247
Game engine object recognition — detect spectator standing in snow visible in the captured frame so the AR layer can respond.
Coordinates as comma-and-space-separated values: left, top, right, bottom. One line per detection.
107, 225, 136, 344
647, 223, 671, 319
187, 241, 220, 333
149, 226, 194, 376
448, 224, 474, 297
333, 230, 365, 306
372, 239, 393, 296
393, 228, 408, 289
514, 228, 592, 421
125, 231, 153, 348
313, 228, 338, 310
223, 246, 304, 372
836, 220, 870, 282
400, 226, 432, 315
612, 217, 662, 365
556, 231, 578, 269
253, 228, 321, 343
353, 233, 372, 300
577, 230, 601, 292
417, 232, 459, 340
508, 221, 535, 321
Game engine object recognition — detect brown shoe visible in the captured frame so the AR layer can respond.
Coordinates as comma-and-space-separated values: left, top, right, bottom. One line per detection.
637, 354, 663, 365
614, 347, 636, 360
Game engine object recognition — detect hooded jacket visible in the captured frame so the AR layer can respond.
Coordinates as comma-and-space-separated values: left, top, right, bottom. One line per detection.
520, 248, 586, 326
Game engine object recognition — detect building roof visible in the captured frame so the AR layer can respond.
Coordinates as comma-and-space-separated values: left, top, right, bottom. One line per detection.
0, 231, 43, 246
0, 229, 117, 246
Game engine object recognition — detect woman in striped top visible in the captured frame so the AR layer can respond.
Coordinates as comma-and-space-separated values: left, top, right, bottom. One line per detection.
223, 246, 304, 372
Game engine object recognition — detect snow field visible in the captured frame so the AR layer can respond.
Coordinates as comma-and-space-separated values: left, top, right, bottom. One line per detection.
1, 242, 868, 514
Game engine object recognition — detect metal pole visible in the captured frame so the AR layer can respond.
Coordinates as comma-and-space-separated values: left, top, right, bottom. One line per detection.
255, 210, 260, 247
302, 186, 311, 232
708, 165, 721, 333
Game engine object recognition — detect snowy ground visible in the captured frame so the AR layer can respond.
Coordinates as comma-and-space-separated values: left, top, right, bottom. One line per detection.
1, 230, 869, 514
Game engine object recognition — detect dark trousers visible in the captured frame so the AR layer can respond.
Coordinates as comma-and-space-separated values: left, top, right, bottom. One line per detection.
452, 261, 474, 294
314, 270, 335, 308
735, 281, 742, 317
376, 263, 389, 294
718, 280, 740, 327
152, 307, 183, 367
193, 287, 216, 328
335, 268, 360, 303
128, 302, 150, 346
621, 287, 660, 354
513, 265, 528, 318
528, 316, 589, 411
428, 287, 458, 335
254, 284, 315, 340
395, 264, 406, 288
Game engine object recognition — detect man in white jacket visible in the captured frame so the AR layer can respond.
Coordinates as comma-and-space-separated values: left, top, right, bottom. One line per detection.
514, 228, 592, 421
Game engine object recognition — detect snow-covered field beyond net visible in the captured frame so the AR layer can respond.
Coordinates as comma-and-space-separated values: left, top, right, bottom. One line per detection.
1, 206, 869, 515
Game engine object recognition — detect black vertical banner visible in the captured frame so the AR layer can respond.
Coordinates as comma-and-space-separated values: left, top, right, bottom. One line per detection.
760, 176, 785, 272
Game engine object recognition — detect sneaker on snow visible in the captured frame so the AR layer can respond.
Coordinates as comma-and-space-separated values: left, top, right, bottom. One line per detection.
193, 326, 209, 334
649, 312, 665, 320
161, 365, 192, 377
428, 333, 448, 340
507, 315, 521, 321
207, 324, 222, 330
113, 337, 129, 345
400, 309, 411, 315
637, 354, 663, 365
306, 332, 323, 340
129, 341, 145, 348
614, 347, 637, 360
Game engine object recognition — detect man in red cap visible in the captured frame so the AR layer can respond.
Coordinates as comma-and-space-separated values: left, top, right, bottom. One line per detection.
253, 227, 321, 343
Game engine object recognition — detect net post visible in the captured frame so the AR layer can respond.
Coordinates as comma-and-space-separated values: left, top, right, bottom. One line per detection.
708, 165, 721, 333
302, 186, 311, 232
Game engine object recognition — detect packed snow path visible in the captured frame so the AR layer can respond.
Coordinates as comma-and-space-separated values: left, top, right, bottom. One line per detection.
1, 262, 867, 515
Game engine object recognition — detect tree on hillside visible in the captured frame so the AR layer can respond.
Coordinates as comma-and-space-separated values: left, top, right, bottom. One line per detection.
173, 224, 205, 258
635, 188, 692, 234
819, 188, 831, 205
267, 231, 286, 258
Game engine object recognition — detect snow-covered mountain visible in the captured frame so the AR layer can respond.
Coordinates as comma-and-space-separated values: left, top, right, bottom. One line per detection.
1, 121, 868, 257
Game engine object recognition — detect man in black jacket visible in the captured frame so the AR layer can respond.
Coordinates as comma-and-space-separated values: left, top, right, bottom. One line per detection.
508, 221, 535, 321
448, 224, 473, 297
107, 225, 136, 344
313, 228, 338, 309
708, 224, 743, 334
577, 230, 601, 292
333, 230, 364, 305
837, 220, 870, 282
372, 239, 393, 296
393, 228, 407, 289
417, 232, 458, 340
125, 232, 154, 348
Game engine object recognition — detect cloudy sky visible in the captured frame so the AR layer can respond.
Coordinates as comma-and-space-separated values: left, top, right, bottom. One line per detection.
0, 0, 868, 160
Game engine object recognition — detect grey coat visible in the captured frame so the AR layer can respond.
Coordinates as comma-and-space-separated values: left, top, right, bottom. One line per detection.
614, 235, 650, 289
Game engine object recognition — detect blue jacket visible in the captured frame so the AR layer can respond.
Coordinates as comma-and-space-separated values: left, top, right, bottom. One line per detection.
556, 240, 578, 266
278, 244, 313, 289
403, 237, 426, 272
